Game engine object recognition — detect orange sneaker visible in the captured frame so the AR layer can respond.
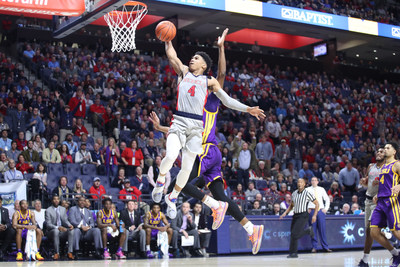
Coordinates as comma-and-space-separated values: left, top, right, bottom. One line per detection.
16, 252, 23, 261
249, 225, 264, 255
35, 252, 44, 261
211, 201, 228, 230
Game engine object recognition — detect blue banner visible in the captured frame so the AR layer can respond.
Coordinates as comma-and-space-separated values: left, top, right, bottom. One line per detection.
378, 23, 400, 39
262, 3, 348, 31
209, 215, 378, 254
155, 0, 225, 11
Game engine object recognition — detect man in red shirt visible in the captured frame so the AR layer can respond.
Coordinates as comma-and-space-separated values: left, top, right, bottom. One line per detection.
68, 87, 86, 118
89, 177, 107, 200
118, 179, 141, 200
89, 98, 106, 126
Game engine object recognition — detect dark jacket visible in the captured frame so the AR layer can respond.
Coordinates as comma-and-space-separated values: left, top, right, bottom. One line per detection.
171, 211, 196, 232
0, 207, 11, 228
119, 208, 141, 229
21, 149, 41, 163
194, 212, 207, 230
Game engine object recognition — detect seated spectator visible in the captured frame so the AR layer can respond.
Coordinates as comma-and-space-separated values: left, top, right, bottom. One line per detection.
147, 155, 171, 194
144, 203, 175, 258
143, 139, 160, 167
0, 153, 9, 174
327, 181, 343, 201
269, 203, 282, 216
0, 114, 10, 132
91, 143, 104, 172
31, 163, 47, 190
42, 141, 61, 164
335, 203, 351, 215
247, 200, 262, 215
232, 183, 246, 201
255, 160, 268, 180
89, 98, 106, 127
4, 159, 24, 182
63, 133, 78, 155
192, 202, 211, 257
118, 179, 142, 201
73, 178, 86, 199
280, 194, 294, 216
74, 118, 89, 137
106, 111, 126, 139
68, 87, 86, 119
221, 157, 233, 181
321, 165, 335, 184
0, 129, 12, 152
75, 142, 92, 165
279, 183, 291, 200
21, 140, 40, 163
112, 168, 128, 189
59, 144, 73, 164
245, 181, 260, 202
265, 182, 280, 206
351, 203, 363, 215
254, 193, 268, 210
171, 202, 202, 257
33, 199, 45, 230
338, 161, 360, 195
89, 177, 107, 200
32, 134, 45, 154
286, 175, 297, 192
6, 141, 19, 162
78, 133, 93, 151
131, 166, 149, 193
120, 200, 146, 257
52, 176, 72, 200
15, 131, 27, 151
16, 154, 34, 174
351, 195, 359, 206
121, 140, 144, 176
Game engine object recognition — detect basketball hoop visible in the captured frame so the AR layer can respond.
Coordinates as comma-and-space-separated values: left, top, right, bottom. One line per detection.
104, 1, 147, 52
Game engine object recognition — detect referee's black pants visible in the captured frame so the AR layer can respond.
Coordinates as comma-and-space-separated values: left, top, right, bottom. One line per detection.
289, 212, 311, 254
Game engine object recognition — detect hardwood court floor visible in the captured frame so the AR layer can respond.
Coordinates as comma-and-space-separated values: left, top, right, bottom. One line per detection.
3, 249, 396, 267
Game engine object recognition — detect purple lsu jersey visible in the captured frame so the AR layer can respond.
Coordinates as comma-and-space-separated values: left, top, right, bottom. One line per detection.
100, 209, 116, 225
377, 160, 399, 198
198, 92, 223, 185
371, 160, 400, 230
202, 92, 220, 146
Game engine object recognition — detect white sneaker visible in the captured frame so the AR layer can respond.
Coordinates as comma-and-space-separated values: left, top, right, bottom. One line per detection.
165, 194, 177, 219
152, 181, 165, 203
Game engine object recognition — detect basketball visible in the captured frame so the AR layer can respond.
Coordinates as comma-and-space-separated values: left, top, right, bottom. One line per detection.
155, 21, 176, 42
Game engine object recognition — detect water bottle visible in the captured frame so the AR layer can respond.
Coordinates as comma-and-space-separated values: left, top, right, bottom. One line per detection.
119, 220, 124, 233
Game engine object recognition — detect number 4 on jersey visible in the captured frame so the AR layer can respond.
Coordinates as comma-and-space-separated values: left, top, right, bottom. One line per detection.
188, 85, 196, 97
380, 175, 384, 184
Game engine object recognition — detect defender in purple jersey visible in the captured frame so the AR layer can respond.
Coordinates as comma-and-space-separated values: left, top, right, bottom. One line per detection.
370, 142, 400, 267
149, 29, 264, 255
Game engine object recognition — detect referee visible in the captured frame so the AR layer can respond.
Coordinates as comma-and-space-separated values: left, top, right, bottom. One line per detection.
280, 178, 319, 258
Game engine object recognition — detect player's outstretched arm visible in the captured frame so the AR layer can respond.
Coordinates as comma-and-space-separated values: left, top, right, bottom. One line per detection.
209, 77, 266, 120
165, 41, 188, 77
216, 28, 229, 87
149, 111, 169, 134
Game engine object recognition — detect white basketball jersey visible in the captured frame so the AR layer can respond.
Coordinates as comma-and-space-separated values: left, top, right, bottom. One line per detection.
176, 72, 208, 116
366, 163, 382, 197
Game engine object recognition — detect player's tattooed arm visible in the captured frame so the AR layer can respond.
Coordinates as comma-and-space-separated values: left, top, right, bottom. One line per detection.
165, 41, 188, 77
149, 111, 169, 134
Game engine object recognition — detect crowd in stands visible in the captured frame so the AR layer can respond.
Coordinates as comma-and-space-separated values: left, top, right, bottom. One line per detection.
265, 0, 400, 26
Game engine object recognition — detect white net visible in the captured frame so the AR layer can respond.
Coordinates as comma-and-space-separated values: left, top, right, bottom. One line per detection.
104, 1, 147, 52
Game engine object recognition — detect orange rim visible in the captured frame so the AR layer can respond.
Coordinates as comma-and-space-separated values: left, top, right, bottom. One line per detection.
107, 1, 147, 16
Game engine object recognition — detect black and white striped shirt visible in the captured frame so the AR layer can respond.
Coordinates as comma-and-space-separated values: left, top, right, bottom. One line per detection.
292, 189, 315, 214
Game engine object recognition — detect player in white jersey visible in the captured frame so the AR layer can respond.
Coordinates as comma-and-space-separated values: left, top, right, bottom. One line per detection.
152, 36, 265, 221
358, 148, 385, 267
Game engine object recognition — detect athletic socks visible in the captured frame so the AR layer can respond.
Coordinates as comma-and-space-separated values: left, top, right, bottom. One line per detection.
117, 247, 123, 252
104, 248, 108, 252
362, 253, 369, 263
146, 245, 150, 251
203, 195, 220, 209
243, 221, 254, 235
169, 188, 180, 200
157, 174, 166, 186
390, 248, 399, 256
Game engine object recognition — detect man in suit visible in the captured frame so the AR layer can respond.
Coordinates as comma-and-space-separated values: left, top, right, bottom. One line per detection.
45, 195, 75, 260
192, 202, 211, 257
120, 199, 146, 257
68, 197, 102, 259
0, 196, 15, 260
171, 202, 202, 257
